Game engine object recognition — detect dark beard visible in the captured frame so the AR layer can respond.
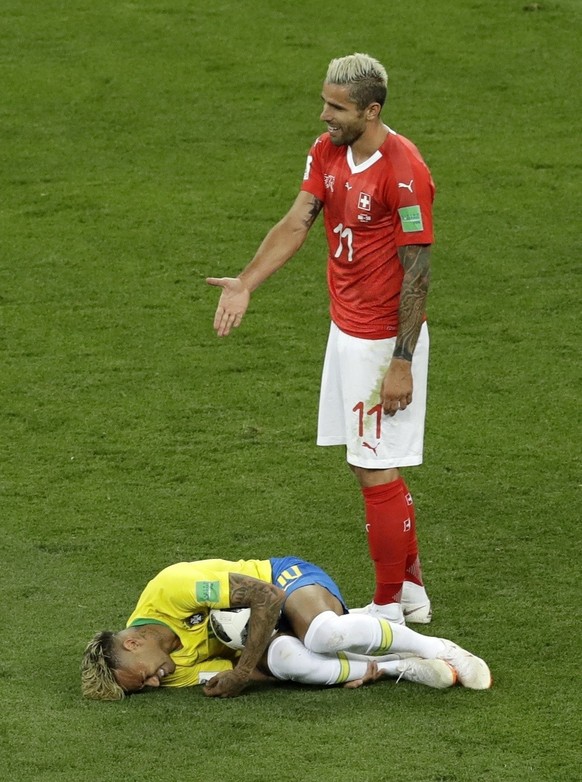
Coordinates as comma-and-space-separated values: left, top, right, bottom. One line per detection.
334, 126, 364, 147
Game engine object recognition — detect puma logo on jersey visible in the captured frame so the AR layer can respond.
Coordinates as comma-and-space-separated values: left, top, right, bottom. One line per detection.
363, 441, 380, 456
398, 179, 414, 192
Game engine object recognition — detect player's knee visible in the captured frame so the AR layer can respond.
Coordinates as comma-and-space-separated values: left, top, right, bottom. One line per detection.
303, 610, 346, 654
267, 636, 310, 681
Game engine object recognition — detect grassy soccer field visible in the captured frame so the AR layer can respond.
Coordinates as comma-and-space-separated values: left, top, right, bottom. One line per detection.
1, 1, 580, 780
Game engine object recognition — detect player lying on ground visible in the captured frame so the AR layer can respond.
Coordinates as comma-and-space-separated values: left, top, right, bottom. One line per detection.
81, 556, 492, 700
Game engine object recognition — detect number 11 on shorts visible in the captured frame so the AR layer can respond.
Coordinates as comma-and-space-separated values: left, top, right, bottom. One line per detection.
352, 402, 383, 439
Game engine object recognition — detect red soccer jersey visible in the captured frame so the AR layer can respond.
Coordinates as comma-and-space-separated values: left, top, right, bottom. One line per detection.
301, 129, 435, 339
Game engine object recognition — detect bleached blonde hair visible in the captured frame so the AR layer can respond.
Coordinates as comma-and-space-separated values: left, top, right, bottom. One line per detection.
325, 52, 388, 110
81, 631, 126, 701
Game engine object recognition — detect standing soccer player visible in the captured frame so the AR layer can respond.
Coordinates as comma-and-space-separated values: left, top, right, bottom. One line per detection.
207, 53, 435, 625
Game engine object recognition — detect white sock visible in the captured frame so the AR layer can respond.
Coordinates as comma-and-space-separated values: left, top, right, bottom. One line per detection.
303, 610, 391, 655
267, 636, 351, 685
402, 581, 429, 603
388, 622, 445, 658
267, 636, 403, 685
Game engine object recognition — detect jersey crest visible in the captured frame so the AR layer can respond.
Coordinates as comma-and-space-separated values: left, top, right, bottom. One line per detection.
185, 612, 205, 627
324, 174, 335, 192
357, 192, 372, 211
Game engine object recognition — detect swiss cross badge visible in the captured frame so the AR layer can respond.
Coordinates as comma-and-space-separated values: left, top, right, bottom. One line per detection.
358, 192, 372, 211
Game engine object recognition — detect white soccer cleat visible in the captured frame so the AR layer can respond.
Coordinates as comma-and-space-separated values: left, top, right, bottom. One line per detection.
436, 640, 492, 690
401, 581, 432, 624
349, 602, 405, 625
401, 599, 432, 624
395, 657, 457, 689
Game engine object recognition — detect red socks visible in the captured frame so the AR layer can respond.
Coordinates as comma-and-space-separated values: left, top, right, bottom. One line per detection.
403, 484, 424, 586
362, 477, 423, 604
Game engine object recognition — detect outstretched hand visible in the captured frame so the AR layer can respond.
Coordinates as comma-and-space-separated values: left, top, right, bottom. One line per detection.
206, 277, 250, 337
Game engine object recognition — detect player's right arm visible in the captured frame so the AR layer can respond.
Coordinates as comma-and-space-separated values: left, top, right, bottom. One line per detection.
207, 190, 323, 337
203, 573, 285, 698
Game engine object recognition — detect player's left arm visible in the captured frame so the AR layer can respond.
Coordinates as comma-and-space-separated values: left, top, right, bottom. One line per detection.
394, 243, 431, 362
203, 574, 285, 698
381, 243, 431, 416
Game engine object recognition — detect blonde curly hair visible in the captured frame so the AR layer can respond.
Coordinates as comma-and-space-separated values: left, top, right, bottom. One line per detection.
81, 631, 125, 701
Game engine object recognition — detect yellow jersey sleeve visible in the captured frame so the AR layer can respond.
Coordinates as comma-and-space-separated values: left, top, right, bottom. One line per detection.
128, 558, 272, 624
163, 657, 236, 688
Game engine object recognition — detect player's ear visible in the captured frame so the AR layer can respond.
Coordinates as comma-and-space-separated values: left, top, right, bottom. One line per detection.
120, 631, 142, 651
366, 102, 381, 121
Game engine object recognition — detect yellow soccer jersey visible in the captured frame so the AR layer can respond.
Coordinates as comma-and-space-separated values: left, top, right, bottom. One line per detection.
126, 558, 272, 687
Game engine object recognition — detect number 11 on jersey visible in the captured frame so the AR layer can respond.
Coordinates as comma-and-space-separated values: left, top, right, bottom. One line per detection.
352, 402, 383, 439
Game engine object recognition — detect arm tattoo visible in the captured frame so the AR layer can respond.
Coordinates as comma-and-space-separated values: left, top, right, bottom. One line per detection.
228, 573, 280, 610
301, 196, 323, 229
228, 573, 284, 676
393, 244, 431, 362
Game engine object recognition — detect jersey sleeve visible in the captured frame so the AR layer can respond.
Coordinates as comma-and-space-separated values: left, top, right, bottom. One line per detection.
384, 138, 435, 247
151, 562, 233, 615
163, 657, 236, 688
300, 135, 327, 201
127, 559, 273, 628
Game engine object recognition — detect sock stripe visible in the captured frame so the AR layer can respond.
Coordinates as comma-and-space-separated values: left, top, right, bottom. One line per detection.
372, 618, 393, 655
335, 652, 350, 684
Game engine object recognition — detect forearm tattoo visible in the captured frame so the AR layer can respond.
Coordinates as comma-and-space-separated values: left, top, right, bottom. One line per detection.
228, 573, 280, 610
393, 244, 431, 361
302, 196, 323, 229
228, 573, 283, 674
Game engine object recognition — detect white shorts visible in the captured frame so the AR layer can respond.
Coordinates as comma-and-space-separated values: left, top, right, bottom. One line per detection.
317, 321, 429, 469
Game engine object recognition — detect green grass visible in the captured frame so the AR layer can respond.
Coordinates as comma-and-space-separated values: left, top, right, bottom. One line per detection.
1, 1, 580, 780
